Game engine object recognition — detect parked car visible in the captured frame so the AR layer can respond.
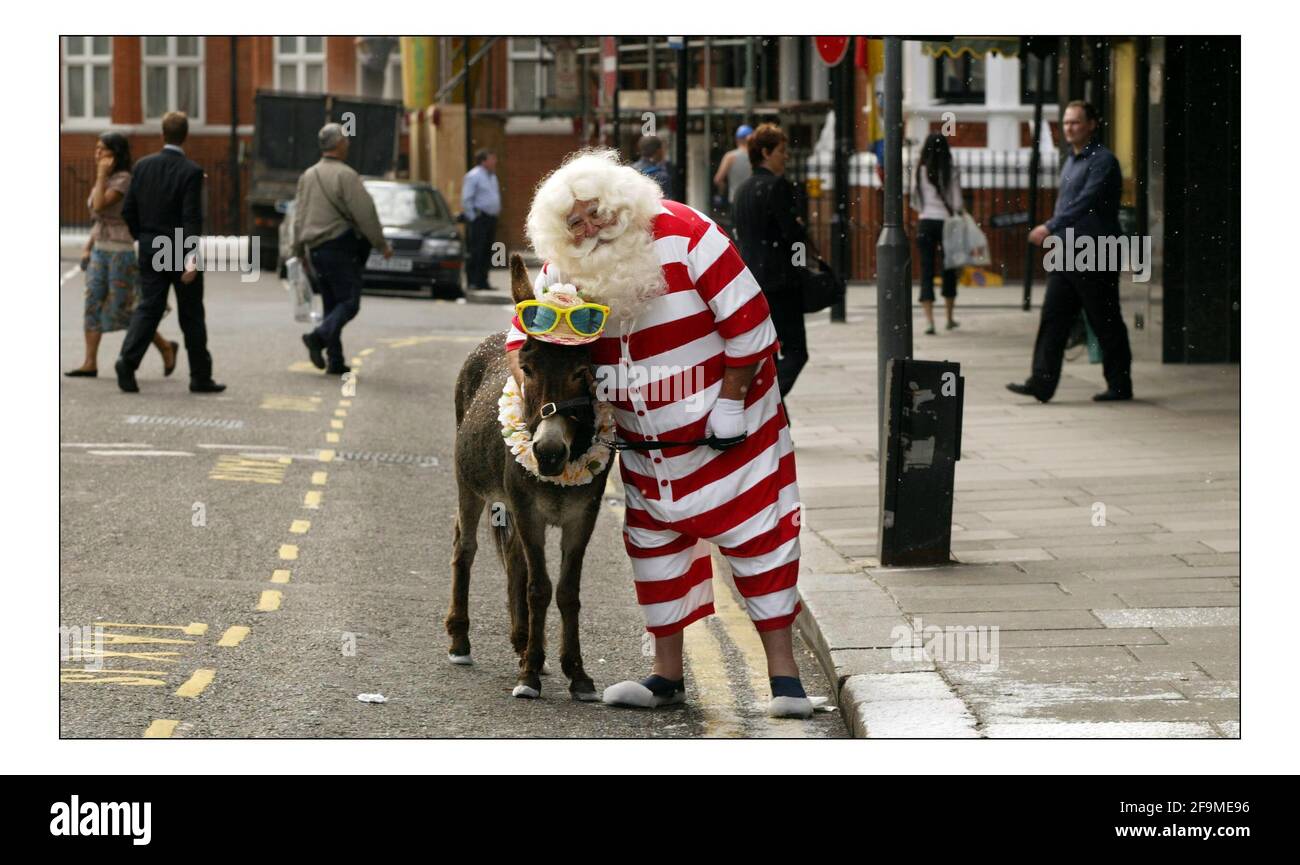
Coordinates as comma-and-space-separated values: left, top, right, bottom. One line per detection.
276, 179, 465, 299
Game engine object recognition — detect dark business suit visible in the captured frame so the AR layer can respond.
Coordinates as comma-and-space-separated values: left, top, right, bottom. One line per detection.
120, 147, 213, 383
733, 166, 808, 396
1030, 137, 1132, 399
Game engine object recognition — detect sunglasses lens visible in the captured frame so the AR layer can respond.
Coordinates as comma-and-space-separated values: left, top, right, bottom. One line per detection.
521, 305, 558, 333
568, 307, 607, 336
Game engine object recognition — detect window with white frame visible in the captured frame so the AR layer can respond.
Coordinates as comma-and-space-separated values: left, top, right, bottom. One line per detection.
64, 36, 112, 122
509, 37, 554, 112
143, 36, 203, 120
276, 36, 326, 93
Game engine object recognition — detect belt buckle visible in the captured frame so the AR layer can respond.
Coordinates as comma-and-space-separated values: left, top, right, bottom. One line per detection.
540, 402, 557, 419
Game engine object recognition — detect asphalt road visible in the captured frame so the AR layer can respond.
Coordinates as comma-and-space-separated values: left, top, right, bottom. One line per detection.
58, 262, 843, 739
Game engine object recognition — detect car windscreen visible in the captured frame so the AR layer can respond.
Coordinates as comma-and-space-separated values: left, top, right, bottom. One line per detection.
366, 184, 451, 225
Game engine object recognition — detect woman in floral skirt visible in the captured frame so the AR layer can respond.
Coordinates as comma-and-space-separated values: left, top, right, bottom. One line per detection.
65, 132, 176, 378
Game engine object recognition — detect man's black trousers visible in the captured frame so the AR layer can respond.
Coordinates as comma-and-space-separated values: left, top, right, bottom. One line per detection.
1031, 269, 1133, 399
119, 258, 212, 383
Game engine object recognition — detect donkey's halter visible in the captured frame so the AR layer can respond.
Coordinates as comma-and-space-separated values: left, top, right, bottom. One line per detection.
538, 396, 596, 420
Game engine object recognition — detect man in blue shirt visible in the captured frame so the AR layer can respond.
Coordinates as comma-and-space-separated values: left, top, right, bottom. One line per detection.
632, 135, 672, 200
461, 149, 501, 290
1008, 101, 1134, 403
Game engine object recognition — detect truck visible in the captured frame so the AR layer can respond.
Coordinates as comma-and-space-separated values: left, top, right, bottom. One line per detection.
249, 90, 404, 271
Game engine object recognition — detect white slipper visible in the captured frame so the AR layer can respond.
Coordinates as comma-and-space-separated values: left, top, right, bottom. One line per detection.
602, 679, 685, 709
448, 652, 473, 666
768, 695, 814, 719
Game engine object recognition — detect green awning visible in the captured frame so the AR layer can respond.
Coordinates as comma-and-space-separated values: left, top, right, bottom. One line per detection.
920, 38, 1020, 59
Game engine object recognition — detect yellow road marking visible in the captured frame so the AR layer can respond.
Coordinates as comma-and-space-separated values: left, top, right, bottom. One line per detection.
304, 490, 322, 509
287, 360, 320, 373
99, 622, 208, 636
708, 556, 808, 738
290, 519, 311, 534
72, 649, 181, 663
334, 409, 347, 417
681, 622, 746, 738
351, 357, 363, 367
208, 454, 287, 484
278, 456, 292, 465
256, 590, 283, 612
339, 400, 352, 407
175, 669, 215, 698
359, 348, 375, 356
61, 669, 168, 686
330, 419, 343, 430
318, 449, 335, 463
271, 568, 291, 584
325, 432, 340, 443
100, 633, 192, 646
217, 626, 250, 647
260, 395, 320, 412
279, 544, 298, 560
311, 471, 328, 485
143, 719, 179, 738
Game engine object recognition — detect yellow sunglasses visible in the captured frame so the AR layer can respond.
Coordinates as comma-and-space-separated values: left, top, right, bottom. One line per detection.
515, 300, 612, 337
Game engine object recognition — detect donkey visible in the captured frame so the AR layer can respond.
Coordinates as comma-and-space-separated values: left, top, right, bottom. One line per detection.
446, 254, 612, 701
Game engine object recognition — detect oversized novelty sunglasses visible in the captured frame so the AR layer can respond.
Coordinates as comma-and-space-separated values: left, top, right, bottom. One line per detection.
515, 300, 611, 337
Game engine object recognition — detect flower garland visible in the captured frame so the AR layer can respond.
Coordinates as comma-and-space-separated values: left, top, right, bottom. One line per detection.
497, 376, 616, 486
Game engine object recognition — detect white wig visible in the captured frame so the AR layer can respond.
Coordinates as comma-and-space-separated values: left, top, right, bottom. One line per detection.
526, 149, 667, 319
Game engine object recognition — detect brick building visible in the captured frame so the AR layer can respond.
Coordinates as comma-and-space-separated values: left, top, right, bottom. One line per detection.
60, 35, 403, 234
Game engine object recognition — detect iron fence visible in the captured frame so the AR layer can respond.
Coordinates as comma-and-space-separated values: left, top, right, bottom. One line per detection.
779, 146, 1062, 283
61, 158, 250, 236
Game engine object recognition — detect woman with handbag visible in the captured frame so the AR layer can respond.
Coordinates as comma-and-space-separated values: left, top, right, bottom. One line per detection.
732, 123, 810, 398
65, 133, 177, 378
911, 132, 963, 335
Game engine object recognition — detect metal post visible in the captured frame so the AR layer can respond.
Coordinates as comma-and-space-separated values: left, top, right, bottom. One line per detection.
1023, 50, 1045, 311
875, 37, 912, 438
830, 44, 852, 323
229, 36, 240, 235
675, 38, 688, 202
463, 37, 473, 171
612, 38, 621, 157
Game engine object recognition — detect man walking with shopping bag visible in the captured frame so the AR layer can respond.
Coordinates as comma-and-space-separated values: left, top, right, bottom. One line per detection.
293, 123, 392, 375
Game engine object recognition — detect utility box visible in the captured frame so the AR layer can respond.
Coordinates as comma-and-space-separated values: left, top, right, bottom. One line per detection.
878, 358, 964, 566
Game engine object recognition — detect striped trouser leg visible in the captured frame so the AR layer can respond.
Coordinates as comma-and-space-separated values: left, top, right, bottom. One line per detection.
623, 511, 715, 638
704, 451, 803, 633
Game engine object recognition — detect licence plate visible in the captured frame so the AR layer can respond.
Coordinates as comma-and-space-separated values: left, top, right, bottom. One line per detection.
367, 254, 413, 272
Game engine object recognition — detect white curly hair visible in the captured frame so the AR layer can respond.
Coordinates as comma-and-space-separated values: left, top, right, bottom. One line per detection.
525, 148, 667, 321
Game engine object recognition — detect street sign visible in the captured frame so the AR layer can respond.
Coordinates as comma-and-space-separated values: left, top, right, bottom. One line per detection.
667, 36, 684, 50
815, 37, 852, 67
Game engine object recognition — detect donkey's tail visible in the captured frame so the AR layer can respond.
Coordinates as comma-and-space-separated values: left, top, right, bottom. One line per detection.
490, 515, 515, 572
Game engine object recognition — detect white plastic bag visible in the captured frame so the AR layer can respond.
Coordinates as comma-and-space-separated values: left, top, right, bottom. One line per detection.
942, 213, 991, 270
284, 256, 322, 324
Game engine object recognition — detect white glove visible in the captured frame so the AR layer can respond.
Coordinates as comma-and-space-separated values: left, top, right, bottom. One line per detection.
706, 397, 747, 440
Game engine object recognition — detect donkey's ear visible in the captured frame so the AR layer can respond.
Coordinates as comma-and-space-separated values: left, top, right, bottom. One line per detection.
509, 254, 533, 305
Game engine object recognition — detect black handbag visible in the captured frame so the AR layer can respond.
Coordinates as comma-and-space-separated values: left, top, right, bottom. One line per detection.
799, 255, 846, 314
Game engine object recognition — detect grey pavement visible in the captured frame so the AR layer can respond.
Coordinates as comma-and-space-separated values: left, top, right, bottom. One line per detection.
787, 283, 1239, 738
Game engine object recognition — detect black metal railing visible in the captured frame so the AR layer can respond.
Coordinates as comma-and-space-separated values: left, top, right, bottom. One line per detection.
780, 145, 1062, 283
61, 158, 250, 236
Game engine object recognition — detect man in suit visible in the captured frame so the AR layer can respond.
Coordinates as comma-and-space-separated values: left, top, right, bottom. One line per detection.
732, 123, 809, 397
1007, 100, 1133, 403
117, 111, 224, 393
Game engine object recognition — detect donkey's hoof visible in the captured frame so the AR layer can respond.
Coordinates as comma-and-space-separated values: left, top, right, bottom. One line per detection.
540, 661, 553, 676
572, 688, 601, 703
512, 684, 541, 699
448, 652, 473, 666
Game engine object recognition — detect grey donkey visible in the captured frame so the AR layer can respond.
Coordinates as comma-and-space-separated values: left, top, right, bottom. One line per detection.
446, 254, 613, 700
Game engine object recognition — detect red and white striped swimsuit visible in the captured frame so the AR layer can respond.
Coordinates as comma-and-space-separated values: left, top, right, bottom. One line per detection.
507, 200, 802, 637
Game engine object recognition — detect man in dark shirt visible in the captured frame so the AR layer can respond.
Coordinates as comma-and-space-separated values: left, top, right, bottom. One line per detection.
733, 123, 808, 396
117, 111, 224, 394
1008, 100, 1133, 403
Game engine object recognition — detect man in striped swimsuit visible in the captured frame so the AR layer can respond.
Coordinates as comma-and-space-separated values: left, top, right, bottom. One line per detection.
505, 149, 812, 719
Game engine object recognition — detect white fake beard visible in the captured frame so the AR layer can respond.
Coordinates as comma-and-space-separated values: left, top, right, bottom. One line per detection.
551, 222, 667, 323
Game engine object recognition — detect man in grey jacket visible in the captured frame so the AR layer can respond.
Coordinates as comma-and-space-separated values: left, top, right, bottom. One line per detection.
295, 123, 392, 374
